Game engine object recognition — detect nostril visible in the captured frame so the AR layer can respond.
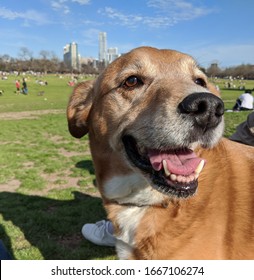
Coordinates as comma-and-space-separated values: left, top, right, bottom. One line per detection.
215, 102, 224, 117
197, 100, 208, 115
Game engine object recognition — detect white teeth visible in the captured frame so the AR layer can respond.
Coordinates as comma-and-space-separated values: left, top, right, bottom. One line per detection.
162, 159, 205, 184
195, 159, 205, 175
170, 174, 177, 181
162, 160, 171, 176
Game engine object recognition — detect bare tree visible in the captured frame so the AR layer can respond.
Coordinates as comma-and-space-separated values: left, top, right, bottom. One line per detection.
18, 47, 33, 61
206, 63, 221, 77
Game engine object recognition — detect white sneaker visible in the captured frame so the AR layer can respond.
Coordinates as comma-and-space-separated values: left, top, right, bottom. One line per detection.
81, 220, 116, 247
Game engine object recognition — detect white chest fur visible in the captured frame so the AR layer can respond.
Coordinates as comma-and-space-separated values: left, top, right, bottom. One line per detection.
115, 206, 147, 259
103, 173, 166, 259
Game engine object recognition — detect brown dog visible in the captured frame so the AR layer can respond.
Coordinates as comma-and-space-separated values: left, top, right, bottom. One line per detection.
67, 47, 254, 259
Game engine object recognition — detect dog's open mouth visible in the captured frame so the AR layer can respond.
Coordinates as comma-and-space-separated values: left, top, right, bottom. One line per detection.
122, 135, 206, 198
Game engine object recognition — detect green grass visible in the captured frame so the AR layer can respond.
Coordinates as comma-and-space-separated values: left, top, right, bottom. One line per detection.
0, 75, 70, 112
0, 75, 253, 260
0, 75, 115, 260
0, 113, 116, 259
216, 78, 254, 137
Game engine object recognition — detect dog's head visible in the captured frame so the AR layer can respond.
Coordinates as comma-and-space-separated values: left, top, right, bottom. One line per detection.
67, 47, 224, 205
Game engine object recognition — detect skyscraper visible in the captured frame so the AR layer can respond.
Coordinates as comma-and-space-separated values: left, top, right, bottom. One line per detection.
107, 47, 120, 64
98, 32, 107, 62
63, 42, 80, 71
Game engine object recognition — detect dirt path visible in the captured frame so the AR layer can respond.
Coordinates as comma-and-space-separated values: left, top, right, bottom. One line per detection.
0, 109, 65, 120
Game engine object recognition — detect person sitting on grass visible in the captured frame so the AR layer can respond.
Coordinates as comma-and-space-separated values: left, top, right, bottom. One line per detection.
232, 89, 253, 111
229, 111, 254, 146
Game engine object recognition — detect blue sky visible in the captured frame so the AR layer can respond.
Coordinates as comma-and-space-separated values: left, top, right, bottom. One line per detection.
0, 0, 253, 67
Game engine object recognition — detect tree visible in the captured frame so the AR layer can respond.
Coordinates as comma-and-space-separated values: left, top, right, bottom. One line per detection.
39, 50, 50, 60
206, 63, 221, 77
18, 47, 33, 61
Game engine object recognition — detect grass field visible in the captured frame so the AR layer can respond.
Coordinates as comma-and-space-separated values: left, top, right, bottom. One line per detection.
0, 74, 253, 260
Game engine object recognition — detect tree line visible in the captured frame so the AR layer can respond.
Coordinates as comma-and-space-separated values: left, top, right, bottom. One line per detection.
0, 47, 98, 74
204, 63, 254, 79
1, 47, 254, 78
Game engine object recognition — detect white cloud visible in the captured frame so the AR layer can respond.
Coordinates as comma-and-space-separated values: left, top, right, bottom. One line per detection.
0, 7, 50, 25
99, 0, 217, 29
71, 0, 90, 4
0, 7, 18, 19
51, 0, 90, 14
100, 7, 143, 27
51, 1, 70, 14
147, 0, 217, 20
99, 7, 174, 28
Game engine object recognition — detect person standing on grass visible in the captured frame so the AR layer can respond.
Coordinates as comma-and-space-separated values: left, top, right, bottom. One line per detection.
22, 78, 28, 95
15, 80, 20, 94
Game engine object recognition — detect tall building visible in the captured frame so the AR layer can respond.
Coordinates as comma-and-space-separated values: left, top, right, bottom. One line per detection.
98, 32, 107, 62
107, 47, 120, 64
63, 42, 80, 71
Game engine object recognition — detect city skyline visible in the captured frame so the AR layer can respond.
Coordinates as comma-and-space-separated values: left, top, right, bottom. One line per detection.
0, 1, 254, 68
62, 32, 120, 71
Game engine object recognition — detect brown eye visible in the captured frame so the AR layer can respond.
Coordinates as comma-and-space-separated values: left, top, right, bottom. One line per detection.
123, 76, 141, 88
195, 78, 206, 88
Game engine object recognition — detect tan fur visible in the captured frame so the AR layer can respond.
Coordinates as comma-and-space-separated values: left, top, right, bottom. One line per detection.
67, 47, 254, 259
130, 140, 254, 259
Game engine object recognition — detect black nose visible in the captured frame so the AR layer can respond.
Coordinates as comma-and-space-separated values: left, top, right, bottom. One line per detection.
178, 92, 224, 130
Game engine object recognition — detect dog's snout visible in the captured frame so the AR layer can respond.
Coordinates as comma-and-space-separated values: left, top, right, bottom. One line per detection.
178, 92, 224, 130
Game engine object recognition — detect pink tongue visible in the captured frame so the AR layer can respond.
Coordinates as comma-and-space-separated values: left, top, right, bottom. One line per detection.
148, 149, 203, 176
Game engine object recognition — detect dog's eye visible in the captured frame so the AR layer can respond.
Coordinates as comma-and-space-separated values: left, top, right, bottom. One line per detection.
195, 78, 206, 88
123, 76, 142, 88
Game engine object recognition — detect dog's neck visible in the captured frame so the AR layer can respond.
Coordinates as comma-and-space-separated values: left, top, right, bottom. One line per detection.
102, 173, 171, 208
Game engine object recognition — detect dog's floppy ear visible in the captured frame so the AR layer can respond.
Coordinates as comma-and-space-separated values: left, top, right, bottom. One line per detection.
67, 79, 94, 138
